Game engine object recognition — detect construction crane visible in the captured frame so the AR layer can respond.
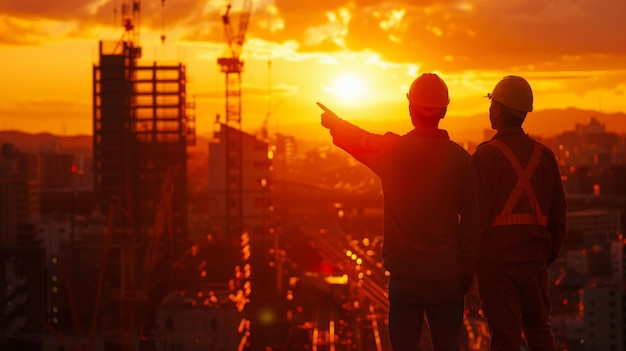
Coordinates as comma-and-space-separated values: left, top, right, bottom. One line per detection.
217, 0, 252, 238
116, 0, 141, 55
217, 0, 252, 126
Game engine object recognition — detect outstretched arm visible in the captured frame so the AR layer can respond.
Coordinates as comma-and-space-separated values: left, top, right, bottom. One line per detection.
317, 101, 398, 171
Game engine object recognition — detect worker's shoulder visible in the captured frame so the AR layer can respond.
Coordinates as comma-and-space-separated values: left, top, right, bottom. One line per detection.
473, 139, 498, 155
476, 139, 491, 148
435, 140, 474, 165
380, 131, 402, 144
515, 136, 556, 159
535, 140, 558, 161
448, 139, 473, 156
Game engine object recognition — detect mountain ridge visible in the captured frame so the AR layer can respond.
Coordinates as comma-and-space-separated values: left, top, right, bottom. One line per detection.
1, 108, 624, 152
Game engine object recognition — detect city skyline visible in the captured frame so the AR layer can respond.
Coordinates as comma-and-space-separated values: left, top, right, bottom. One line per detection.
1, 0, 626, 137
3, 111, 626, 350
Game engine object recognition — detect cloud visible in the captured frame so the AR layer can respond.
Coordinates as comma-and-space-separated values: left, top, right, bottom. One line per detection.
0, 18, 47, 45
0, 0, 97, 21
2, 0, 625, 73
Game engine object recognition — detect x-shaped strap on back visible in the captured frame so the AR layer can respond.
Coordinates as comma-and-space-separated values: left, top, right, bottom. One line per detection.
488, 140, 548, 226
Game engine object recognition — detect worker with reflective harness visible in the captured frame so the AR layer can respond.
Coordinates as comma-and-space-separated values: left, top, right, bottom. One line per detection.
472, 76, 567, 351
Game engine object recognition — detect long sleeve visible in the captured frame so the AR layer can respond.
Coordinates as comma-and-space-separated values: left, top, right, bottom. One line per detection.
327, 117, 399, 173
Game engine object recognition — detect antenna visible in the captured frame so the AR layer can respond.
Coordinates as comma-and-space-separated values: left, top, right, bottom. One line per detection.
160, 0, 166, 44
260, 60, 272, 141
113, 0, 118, 27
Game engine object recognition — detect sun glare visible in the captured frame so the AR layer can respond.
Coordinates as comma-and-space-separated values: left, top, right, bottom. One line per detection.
324, 73, 367, 104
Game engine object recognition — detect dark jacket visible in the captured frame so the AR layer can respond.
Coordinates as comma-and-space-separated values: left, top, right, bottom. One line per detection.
327, 118, 481, 280
472, 127, 567, 264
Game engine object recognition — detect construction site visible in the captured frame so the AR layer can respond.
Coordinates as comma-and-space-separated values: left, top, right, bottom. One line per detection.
1, 1, 403, 350
80, 1, 269, 351
43, 0, 266, 350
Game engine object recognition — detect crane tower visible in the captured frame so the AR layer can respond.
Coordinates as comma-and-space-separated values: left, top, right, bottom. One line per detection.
217, 0, 252, 238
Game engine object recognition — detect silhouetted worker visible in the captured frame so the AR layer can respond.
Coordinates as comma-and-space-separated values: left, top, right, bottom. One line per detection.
472, 76, 567, 351
318, 73, 481, 351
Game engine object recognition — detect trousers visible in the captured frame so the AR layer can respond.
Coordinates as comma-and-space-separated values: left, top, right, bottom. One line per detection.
387, 274, 465, 351
476, 260, 556, 351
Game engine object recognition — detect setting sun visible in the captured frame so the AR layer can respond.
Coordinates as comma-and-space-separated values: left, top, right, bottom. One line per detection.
0, 0, 625, 138
324, 73, 368, 104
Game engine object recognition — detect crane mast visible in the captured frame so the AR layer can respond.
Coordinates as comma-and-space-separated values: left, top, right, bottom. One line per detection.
217, 0, 252, 238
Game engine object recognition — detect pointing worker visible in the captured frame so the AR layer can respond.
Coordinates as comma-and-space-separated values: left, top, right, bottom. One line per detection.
318, 73, 481, 351
472, 76, 567, 351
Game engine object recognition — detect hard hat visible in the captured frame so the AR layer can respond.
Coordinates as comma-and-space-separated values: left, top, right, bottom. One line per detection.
488, 75, 533, 113
407, 73, 450, 109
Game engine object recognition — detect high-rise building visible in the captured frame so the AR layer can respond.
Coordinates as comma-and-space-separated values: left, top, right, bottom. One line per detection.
583, 286, 625, 351
208, 124, 277, 346
0, 144, 40, 244
208, 124, 271, 242
567, 209, 621, 246
0, 144, 46, 347
0, 245, 46, 344
273, 133, 298, 180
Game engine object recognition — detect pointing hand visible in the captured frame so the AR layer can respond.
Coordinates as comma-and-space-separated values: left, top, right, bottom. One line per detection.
317, 102, 340, 129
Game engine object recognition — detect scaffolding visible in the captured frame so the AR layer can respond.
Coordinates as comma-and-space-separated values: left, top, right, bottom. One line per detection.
92, 38, 194, 350
93, 39, 194, 239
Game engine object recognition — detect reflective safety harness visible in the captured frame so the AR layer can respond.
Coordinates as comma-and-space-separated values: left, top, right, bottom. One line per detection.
488, 140, 548, 226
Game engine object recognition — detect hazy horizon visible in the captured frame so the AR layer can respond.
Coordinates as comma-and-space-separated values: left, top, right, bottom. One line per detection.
3, 107, 624, 148
2, 1, 626, 136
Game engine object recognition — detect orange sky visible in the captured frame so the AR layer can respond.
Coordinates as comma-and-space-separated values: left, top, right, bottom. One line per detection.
1, 0, 625, 140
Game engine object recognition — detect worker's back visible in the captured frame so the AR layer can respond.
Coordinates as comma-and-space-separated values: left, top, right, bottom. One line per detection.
368, 129, 477, 280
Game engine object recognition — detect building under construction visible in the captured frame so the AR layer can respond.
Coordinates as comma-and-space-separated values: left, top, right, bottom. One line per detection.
91, 18, 195, 348
93, 39, 194, 245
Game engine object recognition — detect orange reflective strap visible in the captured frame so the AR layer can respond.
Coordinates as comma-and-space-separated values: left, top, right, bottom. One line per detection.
488, 140, 548, 226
